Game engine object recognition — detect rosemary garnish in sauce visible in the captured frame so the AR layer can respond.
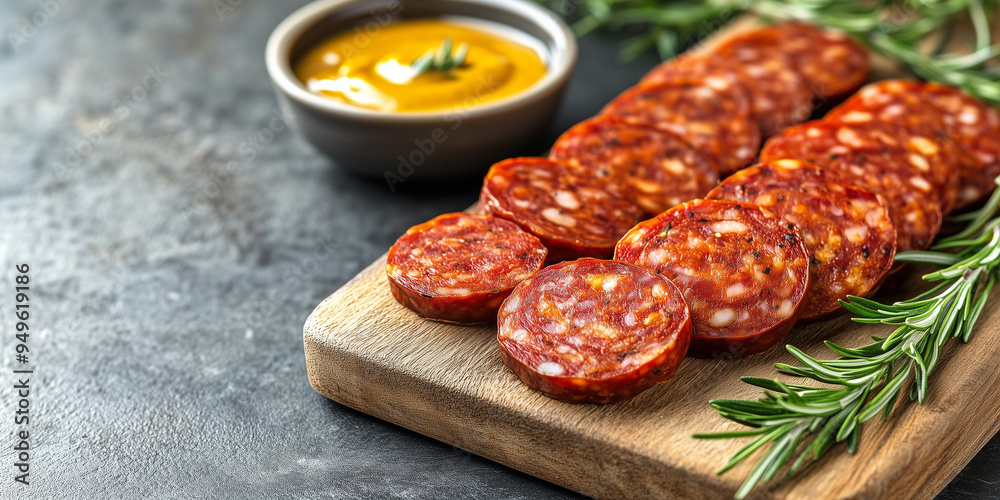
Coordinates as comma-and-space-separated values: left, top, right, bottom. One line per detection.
410, 37, 470, 77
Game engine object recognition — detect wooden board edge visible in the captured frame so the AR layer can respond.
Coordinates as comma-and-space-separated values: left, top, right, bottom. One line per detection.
301, 262, 748, 499
303, 314, 741, 500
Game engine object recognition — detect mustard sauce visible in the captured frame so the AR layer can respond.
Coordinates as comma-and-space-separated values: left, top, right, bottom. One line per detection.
294, 19, 548, 112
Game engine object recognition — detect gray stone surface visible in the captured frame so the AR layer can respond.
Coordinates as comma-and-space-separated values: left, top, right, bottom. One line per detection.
0, 0, 997, 498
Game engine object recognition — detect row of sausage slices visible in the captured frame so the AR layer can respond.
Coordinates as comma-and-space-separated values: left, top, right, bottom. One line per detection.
386, 23, 1000, 404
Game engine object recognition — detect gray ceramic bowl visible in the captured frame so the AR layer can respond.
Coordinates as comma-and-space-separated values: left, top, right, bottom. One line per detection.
265, 0, 577, 181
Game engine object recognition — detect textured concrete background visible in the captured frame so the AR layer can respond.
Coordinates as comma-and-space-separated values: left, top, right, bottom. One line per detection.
0, 0, 997, 498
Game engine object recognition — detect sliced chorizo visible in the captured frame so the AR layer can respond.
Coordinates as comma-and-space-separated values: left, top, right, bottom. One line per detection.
600, 76, 760, 174
642, 53, 813, 137
706, 160, 896, 320
760, 120, 944, 252
614, 199, 809, 358
479, 157, 643, 263
713, 23, 869, 100
921, 82, 1000, 209
386, 212, 548, 324
825, 80, 952, 138
549, 116, 719, 217
497, 258, 691, 404
827, 79, 999, 211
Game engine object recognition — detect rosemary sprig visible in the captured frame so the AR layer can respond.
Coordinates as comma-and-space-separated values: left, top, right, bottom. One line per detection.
410, 37, 470, 78
692, 178, 1000, 499
542, 0, 1000, 106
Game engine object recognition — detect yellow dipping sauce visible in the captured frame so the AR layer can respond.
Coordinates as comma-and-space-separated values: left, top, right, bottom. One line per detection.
294, 19, 548, 113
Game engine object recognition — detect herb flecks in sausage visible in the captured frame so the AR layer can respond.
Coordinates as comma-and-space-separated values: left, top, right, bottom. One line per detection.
615, 199, 809, 357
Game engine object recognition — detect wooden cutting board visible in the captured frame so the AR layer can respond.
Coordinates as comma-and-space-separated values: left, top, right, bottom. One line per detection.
302, 17, 1000, 500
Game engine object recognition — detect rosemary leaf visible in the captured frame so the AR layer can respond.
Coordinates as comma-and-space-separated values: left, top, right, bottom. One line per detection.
410, 37, 469, 78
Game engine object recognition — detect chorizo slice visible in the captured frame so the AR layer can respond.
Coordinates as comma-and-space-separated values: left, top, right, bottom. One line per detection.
827, 79, 1000, 211
921, 82, 1000, 209
642, 53, 813, 137
614, 199, 809, 358
497, 258, 692, 404
713, 23, 870, 100
707, 160, 896, 320
386, 212, 548, 324
600, 76, 760, 174
825, 80, 951, 138
479, 157, 643, 263
549, 116, 719, 216
760, 121, 944, 252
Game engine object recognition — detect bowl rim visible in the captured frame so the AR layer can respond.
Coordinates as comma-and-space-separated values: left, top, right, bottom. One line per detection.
265, 0, 577, 123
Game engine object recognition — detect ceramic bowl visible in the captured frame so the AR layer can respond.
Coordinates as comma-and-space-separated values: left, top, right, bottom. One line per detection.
265, 0, 577, 181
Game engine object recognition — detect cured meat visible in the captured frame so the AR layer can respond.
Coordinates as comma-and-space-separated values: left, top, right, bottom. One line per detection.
824, 81, 962, 213
760, 121, 945, 252
706, 160, 896, 320
614, 199, 809, 358
825, 80, 950, 138
600, 76, 760, 174
827, 79, 1000, 211
549, 116, 719, 217
713, 23, 869, 100
642, 53, 813, 137
922, 84, 1000, 209
386, 212, 548, 324
479, 157, 643, 263
497, 258, 691, 404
